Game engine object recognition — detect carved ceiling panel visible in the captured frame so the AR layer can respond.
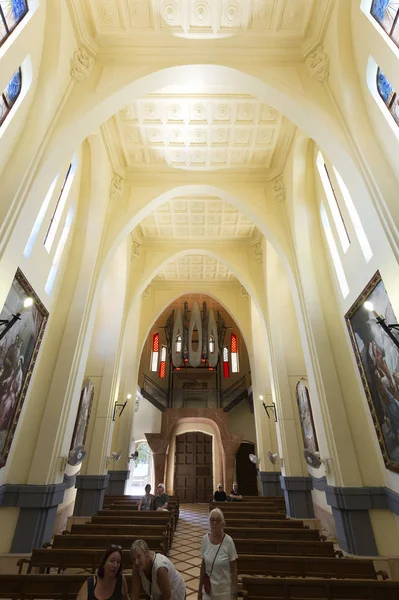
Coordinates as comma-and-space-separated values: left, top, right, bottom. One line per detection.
154, 255, 237, 281
139, 197, 256, 240
87, 0, 315, 39
111, 94, 286, 171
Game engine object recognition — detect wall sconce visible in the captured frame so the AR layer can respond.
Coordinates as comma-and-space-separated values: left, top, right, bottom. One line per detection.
112, 393, 131, 421
260, 396, 277, 422
364, 301, 399, 350
0, 297, 33, 341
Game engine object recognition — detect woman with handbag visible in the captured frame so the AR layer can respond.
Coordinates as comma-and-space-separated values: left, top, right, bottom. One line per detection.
198, 508, 238, 600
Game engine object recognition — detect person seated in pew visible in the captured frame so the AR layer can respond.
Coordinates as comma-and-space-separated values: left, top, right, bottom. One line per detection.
154, 483, 169, 511
229, 482, 243, 502
138, 484, 154, 511
76, 544, 129, 600
131, 539, 186, 600
214, 483, 227, 502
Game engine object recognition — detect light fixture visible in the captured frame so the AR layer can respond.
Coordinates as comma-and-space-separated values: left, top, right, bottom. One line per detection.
112, 394, 130, 421
364, 301, 399, 350
263, 401, 277, 422
259, 395, 264, 401
0, 296, 33, 341
127, 393, 132, 399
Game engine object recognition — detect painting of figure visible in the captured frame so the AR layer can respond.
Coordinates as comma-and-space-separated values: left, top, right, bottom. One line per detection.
0, 269, 48, 468
346, 271, 399, 473
296, 380, 319, 454
70, 380, 94, 451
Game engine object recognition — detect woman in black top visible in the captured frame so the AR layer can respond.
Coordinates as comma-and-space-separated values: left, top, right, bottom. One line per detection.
76, 545, 129, 600
214, 483, 227, 501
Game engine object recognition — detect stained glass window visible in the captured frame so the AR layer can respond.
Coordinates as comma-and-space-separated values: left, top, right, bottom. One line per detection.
0, 0, 28, 46
371, 0, 399, 47
223, 346, 230, 379
377, 68, 399, 125
159, 346, 167, 379
0, 68, 21, 127
231, 333, 239, 373
151, 333, 159, 372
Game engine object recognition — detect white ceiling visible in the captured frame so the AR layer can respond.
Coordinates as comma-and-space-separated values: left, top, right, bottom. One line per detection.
139, 196, 256, 240
106, 94, 295, 172
86, 0, 316, 40
154, 255, 237, 281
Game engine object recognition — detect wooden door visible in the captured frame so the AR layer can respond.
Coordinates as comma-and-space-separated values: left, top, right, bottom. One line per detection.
174, 432, 213, 502
235, 442, 258, 495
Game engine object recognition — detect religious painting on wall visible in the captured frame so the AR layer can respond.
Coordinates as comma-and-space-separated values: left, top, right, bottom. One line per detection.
345, 271, 399, 474
70, 380, 94, 451
0, 269, 48, 468
296, 380, 319, 454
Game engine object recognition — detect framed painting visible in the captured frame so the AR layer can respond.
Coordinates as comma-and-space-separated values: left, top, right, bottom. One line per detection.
345, 271, 399, 473
70, 379, 94, 451
296, 380, 319, 454
0, 269, 48, 468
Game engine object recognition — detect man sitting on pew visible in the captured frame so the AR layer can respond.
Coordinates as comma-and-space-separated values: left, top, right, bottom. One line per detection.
154, 483, 169, 511
229, 481, 243, 501
138, 484, 154, 511
214, 483, 227, 502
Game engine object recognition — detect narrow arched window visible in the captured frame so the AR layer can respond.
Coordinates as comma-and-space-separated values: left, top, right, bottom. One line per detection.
151, 333, 159, 372
209, 334, 215, 354
44, 161, 74, 251
223, 346, 230, 378
370, 0, 399, 47
377, 68, 399, 126
175, 333, 182, 354
159, 345, 167, 379
0, 68, 21, 127
230, 333, 239, 373
0, 0, 29, 46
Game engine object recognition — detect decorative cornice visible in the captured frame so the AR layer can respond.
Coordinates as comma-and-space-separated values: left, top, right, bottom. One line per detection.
272, 175, 285, 202
240, 285, 249, 299
253, 242, 262, 264
110, 173, 124, 200
143, 285, 151, 299
306, 45, 330, 83
70, 45, 95, 82
131, 240, 141, 261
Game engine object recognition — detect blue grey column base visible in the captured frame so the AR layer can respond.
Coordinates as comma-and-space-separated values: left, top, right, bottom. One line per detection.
280, 476, 314, 518
326, 486, 378, 556
259, 471, 284, 497
0, 483, 66, 552
106, 470, 130, 496
74, 475, 109, 517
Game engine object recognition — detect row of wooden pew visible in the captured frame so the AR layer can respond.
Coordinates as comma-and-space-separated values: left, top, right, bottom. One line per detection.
0, 495, 180, 598
208, 495, 399, 599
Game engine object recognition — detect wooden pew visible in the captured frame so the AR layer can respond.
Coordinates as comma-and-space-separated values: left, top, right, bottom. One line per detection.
234, 537, 336, 557
69, 523, 170, 553
52, 533, 166, 554
241, 575, 399, 599
209, 510, 287, 521
98, 509, 177, 530
224, 518, 305, 529
225, 526, 321, 541
210, 503, 286, 514
237, 554, 379, 580
0, 574, 141, 599
17, 548, 133, 574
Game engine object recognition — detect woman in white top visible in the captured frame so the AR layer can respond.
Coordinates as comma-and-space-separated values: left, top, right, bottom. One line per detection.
130, 539, 186, 600
198, 508, 238, 600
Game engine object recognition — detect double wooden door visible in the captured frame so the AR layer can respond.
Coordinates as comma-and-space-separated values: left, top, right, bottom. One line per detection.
174, 432, 213, 502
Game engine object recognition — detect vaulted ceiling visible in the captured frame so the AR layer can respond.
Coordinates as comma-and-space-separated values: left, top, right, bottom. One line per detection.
154, 255, 237, 282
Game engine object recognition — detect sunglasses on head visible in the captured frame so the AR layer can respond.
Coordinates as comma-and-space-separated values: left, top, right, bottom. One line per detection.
110, 544, 122, 550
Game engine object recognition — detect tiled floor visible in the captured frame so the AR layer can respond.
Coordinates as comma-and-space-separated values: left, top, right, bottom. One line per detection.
170, 504, 209, 600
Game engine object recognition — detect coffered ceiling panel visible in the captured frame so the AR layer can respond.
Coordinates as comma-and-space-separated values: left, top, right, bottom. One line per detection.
108, 94, 294, 171
87, 0, 315, 39
154, 255, 237, 281
139, 197, 256, 240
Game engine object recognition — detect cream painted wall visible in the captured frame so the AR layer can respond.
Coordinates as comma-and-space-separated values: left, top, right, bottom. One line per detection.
227, 401, 256, 446
132, 397, 162, 443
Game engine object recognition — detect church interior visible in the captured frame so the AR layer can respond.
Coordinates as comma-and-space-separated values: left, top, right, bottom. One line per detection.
1, 0, 399, 596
